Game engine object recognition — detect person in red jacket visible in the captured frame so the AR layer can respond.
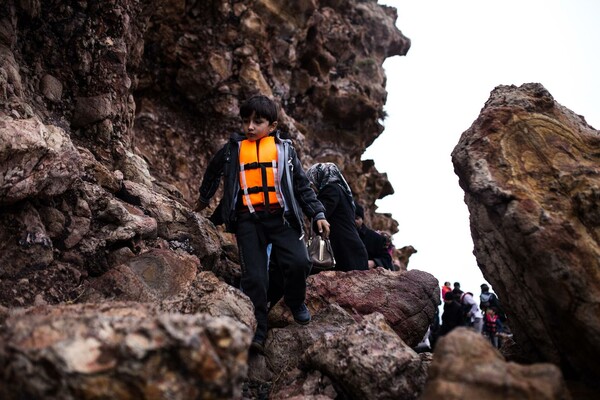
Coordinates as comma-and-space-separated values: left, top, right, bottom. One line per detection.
441, 281, 452, 300
483, 307, 503, 348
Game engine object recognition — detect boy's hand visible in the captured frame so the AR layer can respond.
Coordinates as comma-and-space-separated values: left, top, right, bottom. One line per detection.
194, 200, 208, 212
316, 219, 330, 239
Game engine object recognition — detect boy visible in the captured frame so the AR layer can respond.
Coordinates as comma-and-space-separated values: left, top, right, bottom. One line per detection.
195, 95, 330, 351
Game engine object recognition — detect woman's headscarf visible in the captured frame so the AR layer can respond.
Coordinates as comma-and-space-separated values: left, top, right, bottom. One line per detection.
306, 162, 355, 210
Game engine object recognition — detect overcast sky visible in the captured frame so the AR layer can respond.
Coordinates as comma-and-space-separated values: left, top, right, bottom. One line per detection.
365, 0, 600, 297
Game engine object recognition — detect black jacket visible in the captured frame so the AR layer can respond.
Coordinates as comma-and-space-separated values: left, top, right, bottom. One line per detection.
317, 184, 368, 271
357, 224, 393, 269
440, 300, 464, 336
198, 131, 325, 234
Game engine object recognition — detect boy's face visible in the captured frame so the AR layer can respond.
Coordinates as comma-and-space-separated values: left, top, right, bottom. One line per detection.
242, 112, 277, 142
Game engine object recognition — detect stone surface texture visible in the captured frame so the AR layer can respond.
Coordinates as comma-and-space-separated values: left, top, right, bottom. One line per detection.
452, 82, 600, 381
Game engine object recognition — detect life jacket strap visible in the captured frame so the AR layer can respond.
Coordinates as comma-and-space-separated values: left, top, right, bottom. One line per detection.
242, 161, 273, 170
259, 163, 271, 211
245, 186, 276, 194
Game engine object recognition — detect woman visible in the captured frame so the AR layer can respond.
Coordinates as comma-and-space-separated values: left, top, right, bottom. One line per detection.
306, 163, 368, 271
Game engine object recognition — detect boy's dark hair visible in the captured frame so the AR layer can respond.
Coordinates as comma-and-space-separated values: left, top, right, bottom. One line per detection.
240, 95, 279, 124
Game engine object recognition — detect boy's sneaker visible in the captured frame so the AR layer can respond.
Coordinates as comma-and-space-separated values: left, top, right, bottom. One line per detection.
291, 303, 311, 325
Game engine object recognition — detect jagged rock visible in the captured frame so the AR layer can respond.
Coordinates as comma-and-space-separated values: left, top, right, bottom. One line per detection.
268, 310, 431, 400
0, 201, 53, 279
0, 0, 415, 396
452, 83, 600, 381
77, 146, 124, 193
0, 116, 82, 205
269, 268, 439, 347
302, 312, 430, 400
265, 303, 358, 373
396, 244, 418, 271
120, 180, 222, 266
81, 252, 257, 333
162, 271, 257, 333
133, 0, 409, 231
269, 368, 338, 400
420, 327, 570, 400
0, 302, 251, 400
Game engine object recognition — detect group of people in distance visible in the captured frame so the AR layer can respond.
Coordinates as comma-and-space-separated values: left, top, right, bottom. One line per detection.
195, 94, 400, 353
438, 281, 508, 348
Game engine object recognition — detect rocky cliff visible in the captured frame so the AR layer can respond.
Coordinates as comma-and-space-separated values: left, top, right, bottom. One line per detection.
2, 0, 596, 399
0, 1, 436, 398
452, 83, 600, 392
0, 0, 407, 308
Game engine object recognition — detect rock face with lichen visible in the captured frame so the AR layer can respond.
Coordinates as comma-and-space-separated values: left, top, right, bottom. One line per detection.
452, 82, 600, 383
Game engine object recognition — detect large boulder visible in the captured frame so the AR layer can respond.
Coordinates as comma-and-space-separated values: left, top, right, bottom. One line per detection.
420, 328, 569, 400
452, 83, 600, 380
0, 302, 251, 400
265, 303, 358, 374
269, 268, 439, 347
301, 313, 430, 400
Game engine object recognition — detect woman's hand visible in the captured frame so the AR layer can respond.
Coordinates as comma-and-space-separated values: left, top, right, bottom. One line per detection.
316, 219, 330, 239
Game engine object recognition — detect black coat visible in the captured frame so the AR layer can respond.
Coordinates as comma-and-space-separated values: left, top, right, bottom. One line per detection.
357, 224, 393, 269
316, 184, 368, 271
440, 300, 464, 336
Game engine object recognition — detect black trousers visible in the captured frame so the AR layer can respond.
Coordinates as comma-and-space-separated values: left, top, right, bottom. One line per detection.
235, 211, 311, 342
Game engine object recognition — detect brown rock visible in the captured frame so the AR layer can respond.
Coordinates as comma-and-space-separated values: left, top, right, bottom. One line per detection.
420, 328, 570, 400
0, 302, 251, 400
40, 74, 62, 102
452, 83, 600, 380
0, 0, 416, 394
270, 368, 338, 400
162, 271, 257, 333
269, 268, 439, 347
0, 201, 53, 279
0, 116, 82, 204
303, 313, 429, 400
121, 180, 222, 265
265, 303, 358, 373
83, 248, 199, 303
72, 94, 114, 128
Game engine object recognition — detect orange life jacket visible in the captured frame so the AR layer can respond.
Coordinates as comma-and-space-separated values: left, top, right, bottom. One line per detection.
238, 136, 284, 212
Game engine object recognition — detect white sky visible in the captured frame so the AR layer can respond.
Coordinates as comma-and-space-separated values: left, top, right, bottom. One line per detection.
365, 0, 600, 297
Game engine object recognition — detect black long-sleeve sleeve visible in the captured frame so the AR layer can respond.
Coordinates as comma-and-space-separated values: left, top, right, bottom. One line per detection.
198, 144, 229, 204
